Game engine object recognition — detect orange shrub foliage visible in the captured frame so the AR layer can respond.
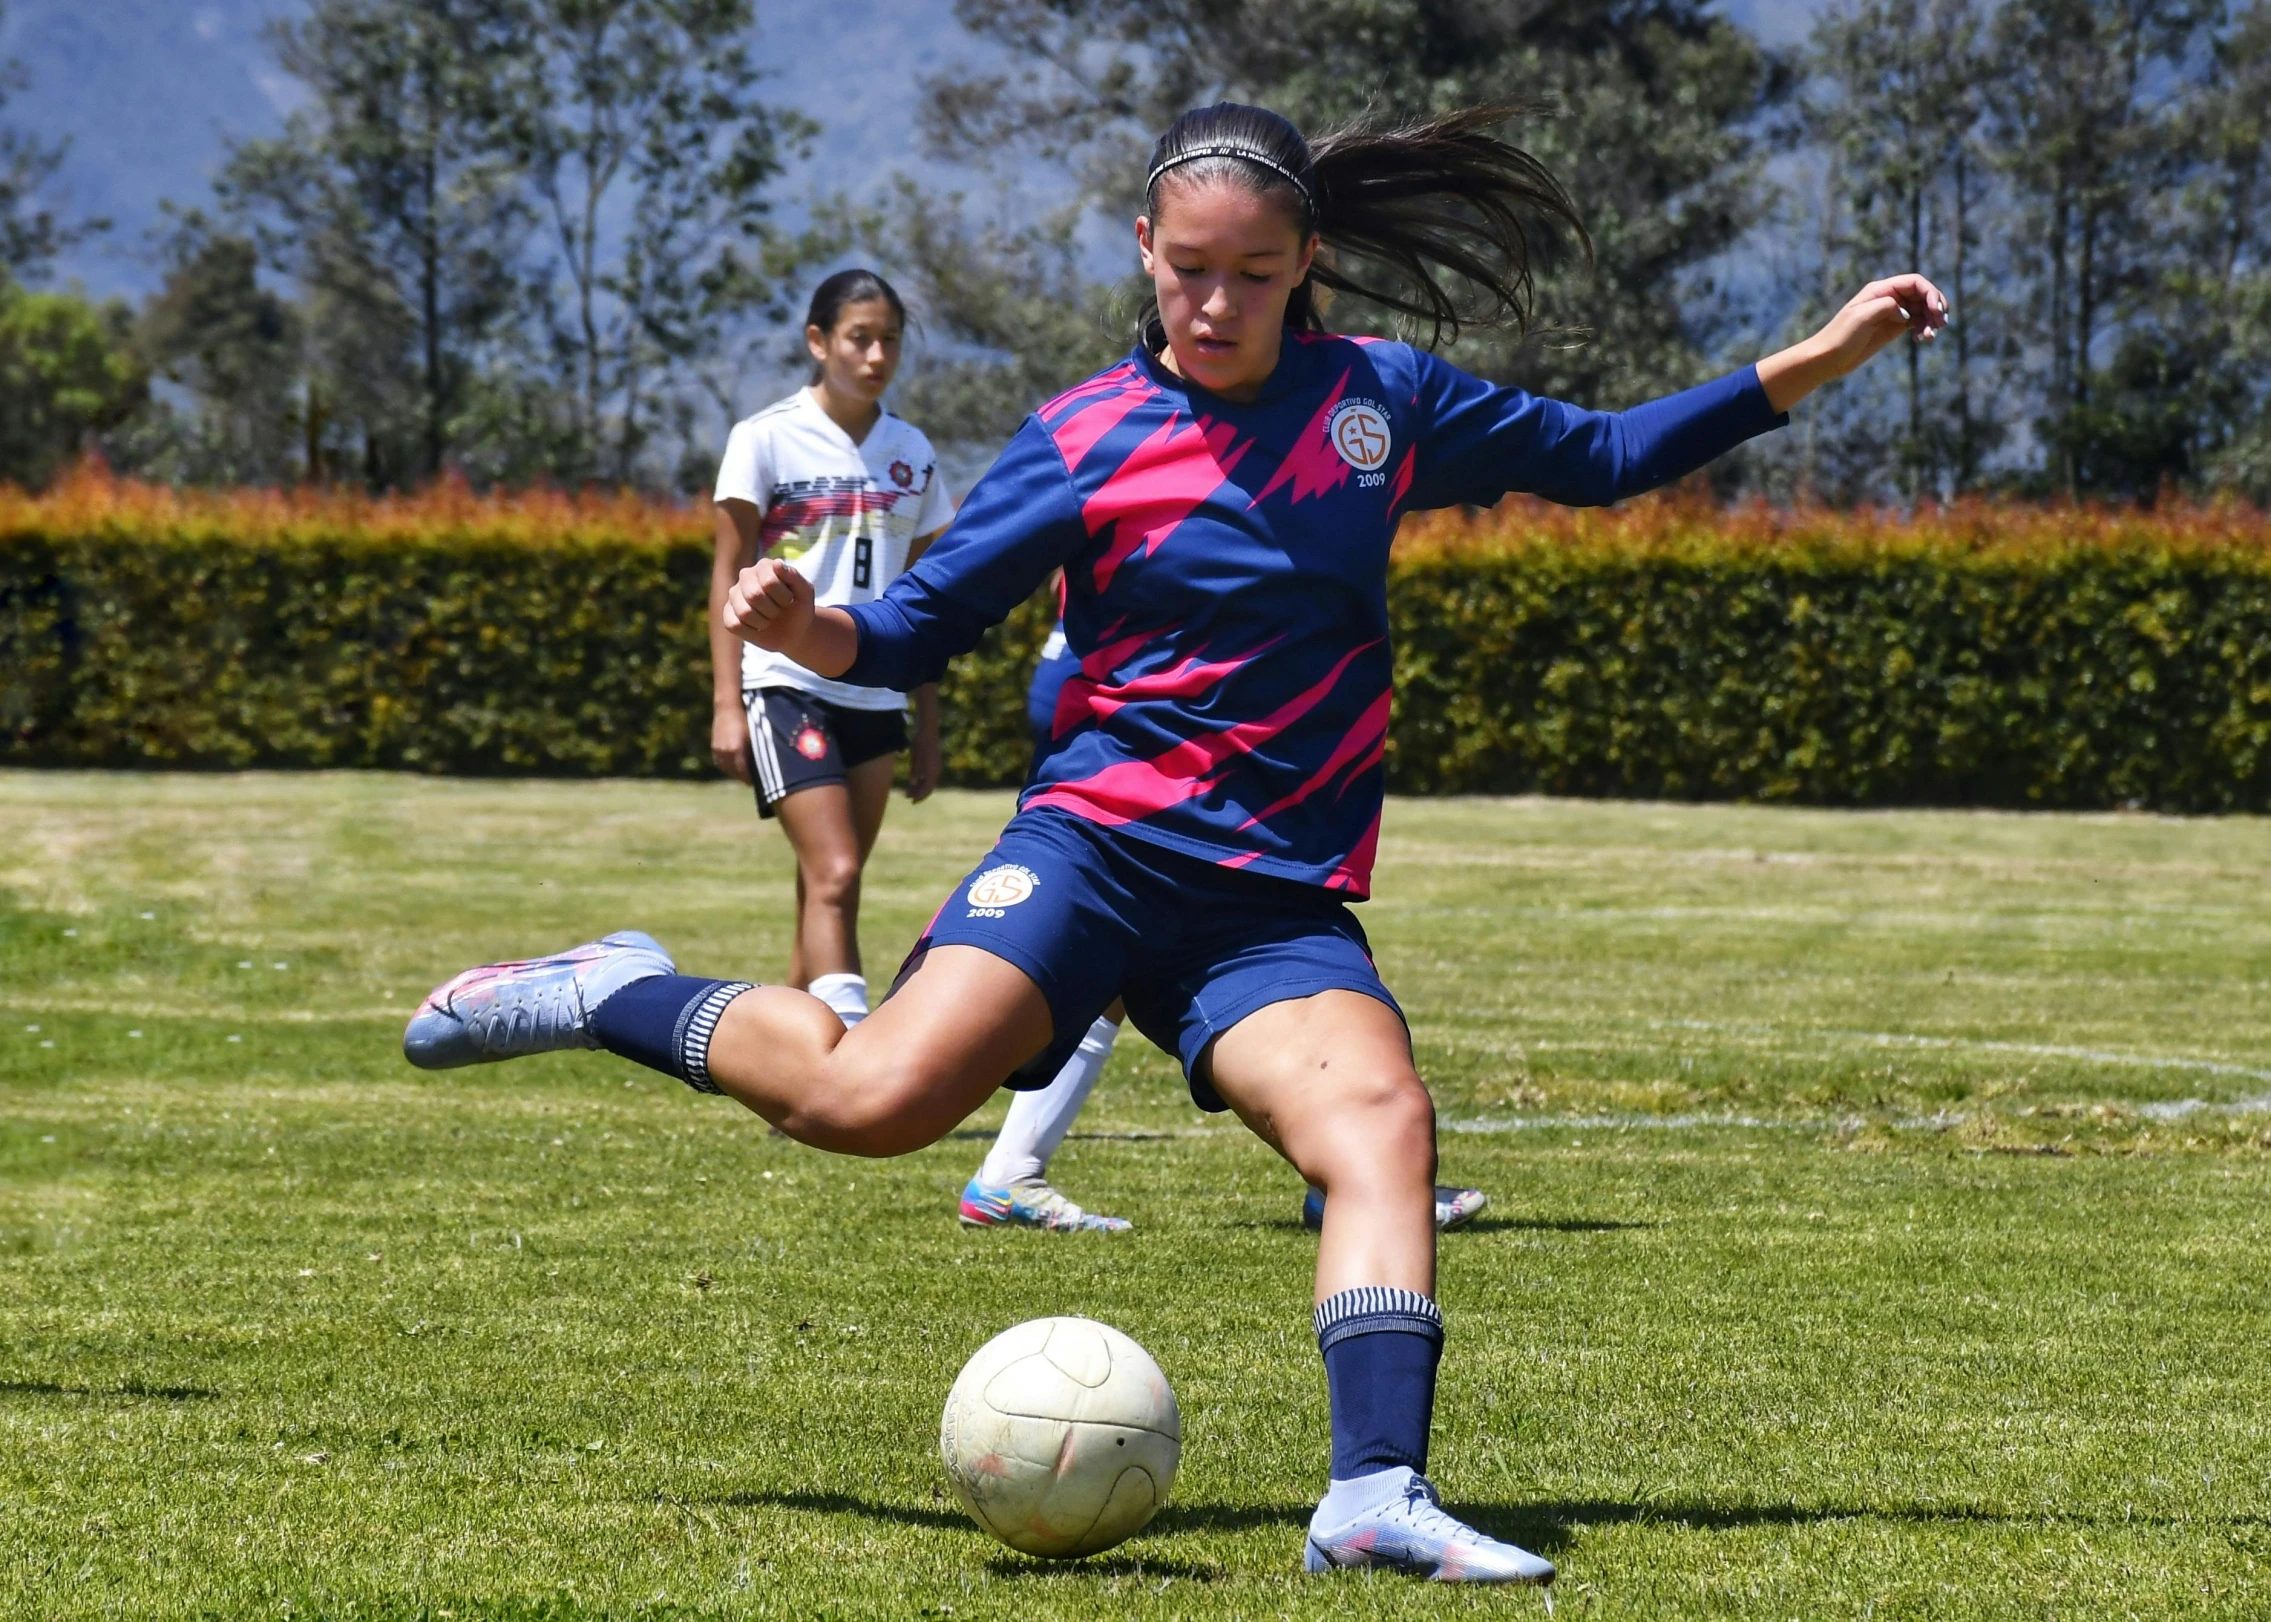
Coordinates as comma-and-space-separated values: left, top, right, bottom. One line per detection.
0, 465, 711, 549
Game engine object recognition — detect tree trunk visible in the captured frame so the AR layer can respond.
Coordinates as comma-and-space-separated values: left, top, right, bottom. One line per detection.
1907, 164, 1924, 502
1951, 144, 1973, 492
421, 40, 445, 483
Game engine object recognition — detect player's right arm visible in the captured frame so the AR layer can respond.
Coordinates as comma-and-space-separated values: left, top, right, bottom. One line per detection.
708, 498, 763, 783
709, 416, 777, 782
726, 417, 1088, 691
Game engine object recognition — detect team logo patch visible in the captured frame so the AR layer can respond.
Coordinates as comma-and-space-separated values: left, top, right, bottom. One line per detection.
966, 864, 1039, 913
889, 458, 915, 489
793, 724, 829, 761
1328, 400, 1392, 472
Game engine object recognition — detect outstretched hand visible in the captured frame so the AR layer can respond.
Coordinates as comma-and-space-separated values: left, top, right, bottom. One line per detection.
1758, 273, 1950, 414
724, 558, 816, 653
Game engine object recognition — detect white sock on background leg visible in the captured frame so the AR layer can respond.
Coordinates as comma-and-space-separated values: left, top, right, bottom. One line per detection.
979, 1015, 1120, 1187
808, 972, 868, 1027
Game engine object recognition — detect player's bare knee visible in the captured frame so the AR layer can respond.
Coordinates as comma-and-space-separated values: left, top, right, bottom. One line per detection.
803, 852, 863, 909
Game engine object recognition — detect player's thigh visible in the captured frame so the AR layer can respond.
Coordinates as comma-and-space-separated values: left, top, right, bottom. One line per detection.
1203, 990, 1433, 1181
843, 752, 897, 862
782, 944, 1055, 1154
771, 781, 863, 888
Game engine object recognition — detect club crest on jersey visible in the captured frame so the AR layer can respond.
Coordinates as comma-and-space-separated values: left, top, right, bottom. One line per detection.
1328, 399, 1392, 472
889, 458, 914, 488
793, 724, 829, 761
966, 864, 1039, 917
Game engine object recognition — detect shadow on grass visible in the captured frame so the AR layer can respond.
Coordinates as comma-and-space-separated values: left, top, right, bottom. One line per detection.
1236, 1215, 1654, 1235
707, 1485, 2253, 1567
0, 1378, 220, 1402
709, 1489, 968, 1531
1466, 1496, 2271, 1553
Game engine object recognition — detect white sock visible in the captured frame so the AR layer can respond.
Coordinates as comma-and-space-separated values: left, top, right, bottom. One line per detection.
1313, 1465, 1416, 1531
978, 1015, 1120, 1187
808, 972, 868, 1027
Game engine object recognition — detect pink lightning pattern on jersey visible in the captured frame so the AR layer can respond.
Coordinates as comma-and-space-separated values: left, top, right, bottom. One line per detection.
840, 332, 1787, 896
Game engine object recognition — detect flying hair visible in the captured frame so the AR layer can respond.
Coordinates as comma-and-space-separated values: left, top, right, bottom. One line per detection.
1140, 103, 1588, 348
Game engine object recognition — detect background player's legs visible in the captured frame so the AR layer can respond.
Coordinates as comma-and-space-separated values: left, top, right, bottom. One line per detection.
774, 751, 894, 1025
962, 1000, 1129, 1231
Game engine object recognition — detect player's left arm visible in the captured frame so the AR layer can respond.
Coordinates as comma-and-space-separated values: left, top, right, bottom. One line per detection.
1754, 275, 1948, 412
1409, 273, 1948, 510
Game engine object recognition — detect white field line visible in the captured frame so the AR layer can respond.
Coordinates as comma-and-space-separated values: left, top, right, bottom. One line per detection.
1649, 1018, 2271, 1085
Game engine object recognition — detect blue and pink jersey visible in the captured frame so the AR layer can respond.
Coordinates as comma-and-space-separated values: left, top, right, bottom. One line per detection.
843, 334, 1784, 897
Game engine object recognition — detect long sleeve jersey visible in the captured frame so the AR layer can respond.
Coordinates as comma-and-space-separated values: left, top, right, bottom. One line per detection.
843, 333, 1786, 897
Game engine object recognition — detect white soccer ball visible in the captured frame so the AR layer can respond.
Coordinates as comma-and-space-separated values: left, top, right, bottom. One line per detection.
939, 1316, 1181, 1558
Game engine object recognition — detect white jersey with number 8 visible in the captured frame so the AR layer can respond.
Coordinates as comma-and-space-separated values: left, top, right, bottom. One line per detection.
714, 388, 953, 711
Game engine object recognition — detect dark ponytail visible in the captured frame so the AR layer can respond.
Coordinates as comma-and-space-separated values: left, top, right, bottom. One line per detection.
1141, 103, 1587, 349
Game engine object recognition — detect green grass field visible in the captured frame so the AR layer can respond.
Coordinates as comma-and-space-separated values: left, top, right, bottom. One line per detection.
5, 771, 2270, 1619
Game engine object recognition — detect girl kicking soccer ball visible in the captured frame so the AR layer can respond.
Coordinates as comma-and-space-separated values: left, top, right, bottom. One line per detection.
957, 615, 1489, 1235
407, 103, 1944, 1582
707, 269, 951, 1026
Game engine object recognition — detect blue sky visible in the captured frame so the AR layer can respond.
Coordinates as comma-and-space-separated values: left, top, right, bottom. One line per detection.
3, 0, 1824, 302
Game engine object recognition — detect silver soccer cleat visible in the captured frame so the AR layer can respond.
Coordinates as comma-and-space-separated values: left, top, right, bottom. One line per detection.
1305, 1469, 1555, 1584
402, 931, 674, 1070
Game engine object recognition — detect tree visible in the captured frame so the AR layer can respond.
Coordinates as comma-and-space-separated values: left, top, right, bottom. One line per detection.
0, 0, 101, 283
896, 0, 1790, 455
2160, 0, 2271, 499
1985, 0, 2205, 498
127, 230, 306, 486
1808, 0, 2000, 499
221, 0, 530, 486
0, 283, 143, 487
494, 0, 817, 483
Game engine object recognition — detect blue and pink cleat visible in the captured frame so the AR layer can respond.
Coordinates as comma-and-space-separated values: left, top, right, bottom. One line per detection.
958, 1176, 1132, 1232
1305, 1468, 1555, 1584
403, 931, 673, 1070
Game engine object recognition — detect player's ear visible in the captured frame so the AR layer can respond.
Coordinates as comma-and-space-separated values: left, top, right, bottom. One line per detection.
805, 322, 828, 366
1135, 215, 1157, 275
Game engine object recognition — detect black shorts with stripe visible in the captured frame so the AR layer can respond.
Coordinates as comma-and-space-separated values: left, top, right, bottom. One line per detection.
743, 686, 907, 818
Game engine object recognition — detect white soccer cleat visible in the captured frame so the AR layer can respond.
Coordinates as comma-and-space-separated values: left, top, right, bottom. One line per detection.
1304, 1469, 1555, 1584
402, 931, 673, 1070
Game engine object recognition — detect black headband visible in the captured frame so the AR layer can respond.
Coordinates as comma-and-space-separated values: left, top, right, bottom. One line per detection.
1146, 143, 1316, 210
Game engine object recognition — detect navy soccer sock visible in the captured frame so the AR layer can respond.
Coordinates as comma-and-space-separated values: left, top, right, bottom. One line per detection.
589, 974, 753, 1095
1315, 1286, 1444, 1479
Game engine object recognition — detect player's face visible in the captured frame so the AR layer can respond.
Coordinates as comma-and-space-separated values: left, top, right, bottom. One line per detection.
1137, 180, 1319, 402
806, 298, 903, 405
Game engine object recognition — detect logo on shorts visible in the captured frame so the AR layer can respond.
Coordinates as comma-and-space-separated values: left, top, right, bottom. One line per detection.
889, 459, 914, 489
1328, 399, 1392, 472
966, 864, 1039, 917
793, 724, 828, 761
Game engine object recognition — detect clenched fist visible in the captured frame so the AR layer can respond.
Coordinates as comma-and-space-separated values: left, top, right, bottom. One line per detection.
724, 557, 816, 653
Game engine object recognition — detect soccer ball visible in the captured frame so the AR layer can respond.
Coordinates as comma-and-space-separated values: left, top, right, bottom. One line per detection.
939, 1316, 1181, 1558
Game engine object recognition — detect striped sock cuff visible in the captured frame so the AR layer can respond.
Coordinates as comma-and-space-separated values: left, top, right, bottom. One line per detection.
1314, 1286, 1444, 1352
674, 981, 753, 1095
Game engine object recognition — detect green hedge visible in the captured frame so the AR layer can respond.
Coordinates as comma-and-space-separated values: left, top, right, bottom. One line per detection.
6, 516, 2271, 809
1386, 544, 2271, 809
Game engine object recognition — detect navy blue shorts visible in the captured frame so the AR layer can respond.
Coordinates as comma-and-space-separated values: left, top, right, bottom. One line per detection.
896, 807, 1404, 1111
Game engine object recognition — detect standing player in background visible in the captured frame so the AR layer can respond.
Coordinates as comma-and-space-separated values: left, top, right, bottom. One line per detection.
408, 102, 1943, 1582
708, 270, 952, 1028
958, 612, 1492, 1235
